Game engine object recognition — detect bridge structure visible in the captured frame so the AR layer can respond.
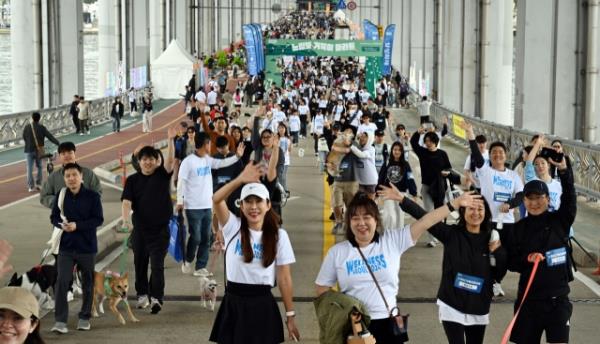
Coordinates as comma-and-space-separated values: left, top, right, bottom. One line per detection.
1, 1, 600, 343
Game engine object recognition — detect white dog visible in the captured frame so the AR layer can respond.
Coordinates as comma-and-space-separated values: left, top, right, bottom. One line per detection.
198, 276, 218, 311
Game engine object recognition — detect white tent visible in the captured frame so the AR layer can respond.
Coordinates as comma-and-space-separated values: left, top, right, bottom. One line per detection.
151, 39, 195, 99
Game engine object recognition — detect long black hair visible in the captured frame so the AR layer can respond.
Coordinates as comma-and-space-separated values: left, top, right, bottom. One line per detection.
239, 200, 281, 267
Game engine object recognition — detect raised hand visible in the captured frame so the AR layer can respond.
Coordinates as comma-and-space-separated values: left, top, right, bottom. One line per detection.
236, 142, 246, 158
376, 184, 405, 203
167, 126, 177, 139
238, 162, 264, 184
451, 191, 482, 209
549, 156, 568, 171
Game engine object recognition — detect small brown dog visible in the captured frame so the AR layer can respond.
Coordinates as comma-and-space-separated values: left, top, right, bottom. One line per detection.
91, 271, 139, 325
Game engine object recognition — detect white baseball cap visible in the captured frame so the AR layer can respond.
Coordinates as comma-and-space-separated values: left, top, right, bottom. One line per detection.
240, 183, 270, 201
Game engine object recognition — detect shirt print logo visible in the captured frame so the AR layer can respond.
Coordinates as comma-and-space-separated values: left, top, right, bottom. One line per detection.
493, 175, 513, 190
345, 254, 388, 275
196, 166, 211, 176
234, 239, 263, 260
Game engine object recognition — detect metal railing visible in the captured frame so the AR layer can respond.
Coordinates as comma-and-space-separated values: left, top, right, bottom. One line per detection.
427, 101, 600, 200
0, 90, 147, 150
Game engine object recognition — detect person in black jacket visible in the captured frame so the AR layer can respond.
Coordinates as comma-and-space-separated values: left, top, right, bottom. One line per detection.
378, 142, 417, 230
506, 157, 576, 344
69, 95, 80, 133
110, 97, 124, 132
22, 112, 60, 192
384, 184, 506, 344
410, 128, 458, 247
50, 163, 103, 333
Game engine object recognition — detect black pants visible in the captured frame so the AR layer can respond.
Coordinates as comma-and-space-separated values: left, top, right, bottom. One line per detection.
300, 115, 308, 137
130, 101, 137, 112
442, 321, 486, 344
313, 134, 319, 153
420, 115, 430, 124
510, 296, 572, 344
132, 228, 169, 301
55, 252, 95, 323
72, 114, 80, 133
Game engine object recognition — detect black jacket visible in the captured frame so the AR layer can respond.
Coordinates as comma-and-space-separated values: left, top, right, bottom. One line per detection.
507, 167, 576, 300
22, 122, 60, 153
410, 131, 452, 186
50, 185, 104, 254
400, 197, 507, 315
378, 159, 417, 196
111, 102, 124, 118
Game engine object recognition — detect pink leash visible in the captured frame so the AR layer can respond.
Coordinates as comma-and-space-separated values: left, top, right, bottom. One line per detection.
501, 255, 542, 344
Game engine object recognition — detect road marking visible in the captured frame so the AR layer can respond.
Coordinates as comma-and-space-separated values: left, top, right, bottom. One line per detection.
0, 194, 38, 211
287, 196, 300, 202
0, 101, 183, 186
322, 175, 335, 258
574, 271, 600, 297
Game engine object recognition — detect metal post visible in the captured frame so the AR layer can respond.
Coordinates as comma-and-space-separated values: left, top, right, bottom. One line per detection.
585, 0, 599, 143
32, 0, 43, 109
479, 0, 490, 118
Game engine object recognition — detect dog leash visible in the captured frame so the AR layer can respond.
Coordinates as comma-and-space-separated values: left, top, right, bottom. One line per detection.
501, 255, 542, 344
118, 235, 130, 275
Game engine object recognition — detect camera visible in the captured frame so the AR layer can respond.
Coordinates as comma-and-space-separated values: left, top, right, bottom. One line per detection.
539, 147, 564, 162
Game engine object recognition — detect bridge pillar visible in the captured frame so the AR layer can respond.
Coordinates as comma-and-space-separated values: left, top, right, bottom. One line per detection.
10, 0, 35, 112
98, 0, 117, 98
514, 0, 578, 138
479, 0, 512, 126
440, 0, 462, 111
149, 0, 163, 62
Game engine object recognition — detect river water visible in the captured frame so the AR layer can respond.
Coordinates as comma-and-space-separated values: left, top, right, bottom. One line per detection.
0, 33, 98, 115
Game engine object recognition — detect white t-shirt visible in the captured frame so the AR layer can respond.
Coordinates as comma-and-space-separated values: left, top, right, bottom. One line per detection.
312, 114, 325, 135
348, 110, 362, 128
464, 151, 489, 188
223, 212, 295, 286
128, 91, 136, 103
357, 123, 378, 137
475, 164, 524, 223
177, 154, 240, 209
333, 105, 345, 121
207, 91, 218, 105
360, 91, 371, 104
195, 91, 206, 103
273, 110, 287, 128
280, 137, 291, 165
315, 226, 415, 319
289, 115, 301, 132
318, 99, 328, 109
417, 100, 432, 118
298, 105, 310, 116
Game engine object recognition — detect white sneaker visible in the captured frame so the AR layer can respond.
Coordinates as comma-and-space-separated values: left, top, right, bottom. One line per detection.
67, 291, 74, 302
181, 262, 193, 274
193, 268, 213, 277
493, 282, 505, 297
137, 295, 149, 309
51, 322, 68, 334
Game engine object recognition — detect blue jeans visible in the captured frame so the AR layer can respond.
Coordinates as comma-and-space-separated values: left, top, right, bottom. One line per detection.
112, 116, 121, 132
185, 209, 212, 270
25, 152, 42, 188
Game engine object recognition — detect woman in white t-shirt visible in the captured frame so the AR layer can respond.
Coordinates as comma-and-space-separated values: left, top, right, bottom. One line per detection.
524, 134, 562, 212
311, 110, 325, 156
277, 123, 292, 196
315, 189, 480, 343
210, 164, 300, 343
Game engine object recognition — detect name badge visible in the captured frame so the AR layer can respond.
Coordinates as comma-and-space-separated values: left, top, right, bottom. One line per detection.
454, 273, 484, 294
493, 192, 511, 203
217, 176, 231, 185
340, 162, 349, 170
546, 247, 567, 267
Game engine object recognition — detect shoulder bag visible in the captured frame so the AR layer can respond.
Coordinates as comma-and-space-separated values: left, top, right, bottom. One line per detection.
30, 122, 46, 159
356, 247, 409, 342
47, 187, 67, 255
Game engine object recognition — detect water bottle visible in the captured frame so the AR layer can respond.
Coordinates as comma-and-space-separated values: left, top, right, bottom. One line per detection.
489, 229, 500, 267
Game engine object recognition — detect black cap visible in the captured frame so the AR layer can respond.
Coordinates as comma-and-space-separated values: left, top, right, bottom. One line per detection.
375, 129, 384, 136
523, 180, 549, 197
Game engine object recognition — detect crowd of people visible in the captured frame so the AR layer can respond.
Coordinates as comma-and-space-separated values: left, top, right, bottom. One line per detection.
2, 10, 581, 344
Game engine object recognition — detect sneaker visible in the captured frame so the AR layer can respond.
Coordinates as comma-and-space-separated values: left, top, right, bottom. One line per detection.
193, 268, 213, 277
329, 212, 335, 221
331, 222, 343, 235
181, 261, 193, 274
51, 322, 68, 334
79, 132, 84, 136
426, 240, 438, 248
87, 131, 91, 135
137, 295, 149, 309
76, 319, 91, 331
67, 291, 74, 302
28, 187, 35, 192
493, 282, 505, 297
150, 298, 162, 314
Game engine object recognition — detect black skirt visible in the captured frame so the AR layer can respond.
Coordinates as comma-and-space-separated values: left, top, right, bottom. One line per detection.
209, 281, 284, 344
369, 318, 405, 344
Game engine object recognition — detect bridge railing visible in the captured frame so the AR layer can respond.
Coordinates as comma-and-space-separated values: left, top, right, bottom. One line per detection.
427, 101, 600, 200
0, 90, 146, 150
